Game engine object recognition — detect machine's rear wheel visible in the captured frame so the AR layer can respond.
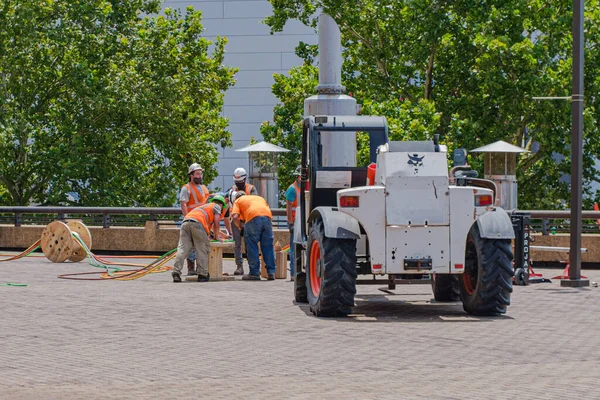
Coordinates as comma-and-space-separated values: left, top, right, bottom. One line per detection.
431, 274, 460, 302
459, 224, 513, 315
294, 271, 308, 303
306, 219, 357, 317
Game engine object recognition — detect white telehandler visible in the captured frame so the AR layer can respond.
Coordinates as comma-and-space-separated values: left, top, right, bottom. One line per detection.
293, 115, 514, 317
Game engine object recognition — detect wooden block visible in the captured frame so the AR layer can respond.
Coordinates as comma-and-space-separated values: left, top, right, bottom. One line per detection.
275, 251, 287, 279
208, 247, 223, 278
207, 241, 235, 278
184, 275, 234, 282
260, 245, 287, 279
260, 243, 268, 279
260, 262, 267, 279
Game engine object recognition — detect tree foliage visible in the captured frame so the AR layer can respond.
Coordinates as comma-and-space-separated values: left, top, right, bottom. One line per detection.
0, 0, 236, 206
262, 0, 600, 209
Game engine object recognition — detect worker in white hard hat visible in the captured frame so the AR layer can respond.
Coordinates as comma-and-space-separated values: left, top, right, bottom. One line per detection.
285, 167, 303, 281
179, 163, 210, 276
224, 167, 258, 276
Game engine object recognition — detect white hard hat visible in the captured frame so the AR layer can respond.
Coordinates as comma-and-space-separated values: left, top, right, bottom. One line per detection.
233, 167, 247, 182
230, 190, 246, 203
188, 163, 203, 174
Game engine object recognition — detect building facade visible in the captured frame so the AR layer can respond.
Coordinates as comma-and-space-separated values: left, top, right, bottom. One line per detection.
162, 0, 317, 192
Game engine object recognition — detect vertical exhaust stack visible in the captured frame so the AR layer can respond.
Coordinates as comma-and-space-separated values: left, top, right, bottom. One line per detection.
304, 13, 357, 167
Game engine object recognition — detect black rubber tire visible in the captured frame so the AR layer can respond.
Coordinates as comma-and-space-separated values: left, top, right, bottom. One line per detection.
431, 274, 460, 302
294, 271, 308, 303
306, 219, 357, 317
459, 224, 514, 316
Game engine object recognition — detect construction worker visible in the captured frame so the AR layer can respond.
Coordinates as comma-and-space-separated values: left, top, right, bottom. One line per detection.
285, 167, 302, 281
226, 167, 258, 276
179, 163, 209, 276
230, 192, 276, 281
171, 195, 228, 283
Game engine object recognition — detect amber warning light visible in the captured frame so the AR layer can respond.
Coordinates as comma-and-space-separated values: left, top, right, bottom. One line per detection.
475, 194, 493, 207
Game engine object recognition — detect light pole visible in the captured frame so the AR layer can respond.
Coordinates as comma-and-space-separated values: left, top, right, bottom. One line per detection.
532, 0, 588, 287
564, 0, 589, 287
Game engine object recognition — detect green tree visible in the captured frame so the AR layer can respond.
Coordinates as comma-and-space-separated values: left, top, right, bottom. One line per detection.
0, 1, 236, 206
263, 0, 600, 209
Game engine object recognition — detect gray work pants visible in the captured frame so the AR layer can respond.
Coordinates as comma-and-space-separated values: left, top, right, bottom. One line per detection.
232, 221, 244, 266
173, 221, 210, 276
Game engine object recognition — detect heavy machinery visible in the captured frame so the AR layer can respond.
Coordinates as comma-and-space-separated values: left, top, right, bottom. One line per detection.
292, 115, 515, 317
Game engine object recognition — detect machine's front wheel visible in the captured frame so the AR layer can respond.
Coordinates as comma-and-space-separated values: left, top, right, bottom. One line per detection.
305, 219, 357, 317
431, 274, 460, 302
459, 224, 513, 315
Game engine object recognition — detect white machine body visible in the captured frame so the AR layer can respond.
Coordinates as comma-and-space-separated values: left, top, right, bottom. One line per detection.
336, 141, 494, 275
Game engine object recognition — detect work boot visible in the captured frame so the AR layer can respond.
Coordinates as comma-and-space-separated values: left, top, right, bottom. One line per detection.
197, 273, 210, 282
233, 265, 244, 276
186, 259, 197, 276
242, 274, 261, 281
267, 274, 275, 281
172, 271, 182, 283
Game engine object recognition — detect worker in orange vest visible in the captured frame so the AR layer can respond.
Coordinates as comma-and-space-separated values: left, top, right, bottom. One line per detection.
230, 192, 276, 281
225, 167, 258, 276
172, 195, 228, 283
285, 167, 302, 281
179, 163, 210, 276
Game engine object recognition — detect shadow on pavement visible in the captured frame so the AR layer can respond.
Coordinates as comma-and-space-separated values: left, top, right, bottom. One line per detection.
295, 293, 513, 323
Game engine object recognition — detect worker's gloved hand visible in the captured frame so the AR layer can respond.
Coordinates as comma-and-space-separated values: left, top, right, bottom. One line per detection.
288, 222, 293, 232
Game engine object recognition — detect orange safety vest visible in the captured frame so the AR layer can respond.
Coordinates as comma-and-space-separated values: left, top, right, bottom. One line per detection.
289, 181, 301, 222
231, 195, 272, 223
231, 183, 255, 195
184, 183, 209, 211
185, 203, 220, 234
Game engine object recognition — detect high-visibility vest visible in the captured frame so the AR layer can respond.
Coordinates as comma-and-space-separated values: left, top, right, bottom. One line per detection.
289, 181, 301, 222
184, 183, 209, 211
231, 183, 255, 195
231, 195, 272, 223
185, 203, 220, 234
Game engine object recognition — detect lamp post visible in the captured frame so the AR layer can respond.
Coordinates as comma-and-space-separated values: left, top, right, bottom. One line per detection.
533, 0, 588, 287
564, 0, 588, 287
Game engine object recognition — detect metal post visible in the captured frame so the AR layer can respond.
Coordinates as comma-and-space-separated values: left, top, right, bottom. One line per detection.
563, 0, 589, 287
542, 218, 549, 235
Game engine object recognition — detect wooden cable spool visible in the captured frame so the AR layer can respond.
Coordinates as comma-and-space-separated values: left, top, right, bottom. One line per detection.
66, 220, 92, 262
40, 220, 92, 263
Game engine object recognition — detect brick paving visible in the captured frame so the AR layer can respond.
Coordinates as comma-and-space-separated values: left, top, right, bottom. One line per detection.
1, 254, 600, 399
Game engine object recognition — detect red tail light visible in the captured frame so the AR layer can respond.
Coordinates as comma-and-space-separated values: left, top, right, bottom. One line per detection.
340, 196, 359, 208
475, 194, 493, 207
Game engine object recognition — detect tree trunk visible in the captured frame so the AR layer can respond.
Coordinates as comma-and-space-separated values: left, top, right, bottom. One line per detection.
425, 42, 437, 100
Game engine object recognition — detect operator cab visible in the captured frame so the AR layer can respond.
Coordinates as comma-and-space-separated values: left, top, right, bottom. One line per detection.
302, 115, 389, 210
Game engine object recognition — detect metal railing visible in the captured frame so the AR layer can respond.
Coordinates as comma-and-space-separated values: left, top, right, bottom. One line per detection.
1, 207, 599, 233
0, 206, 288, 229
514, 210, 600, 235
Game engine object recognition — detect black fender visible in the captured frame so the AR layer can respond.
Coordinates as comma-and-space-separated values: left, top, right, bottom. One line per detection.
309, 207, 361, 240
476, 207, 515, 240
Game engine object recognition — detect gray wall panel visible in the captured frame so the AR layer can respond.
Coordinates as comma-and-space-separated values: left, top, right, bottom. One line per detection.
224, 53, 282, 71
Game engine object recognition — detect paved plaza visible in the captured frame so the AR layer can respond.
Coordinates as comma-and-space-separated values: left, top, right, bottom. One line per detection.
1, 255, 600, 399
